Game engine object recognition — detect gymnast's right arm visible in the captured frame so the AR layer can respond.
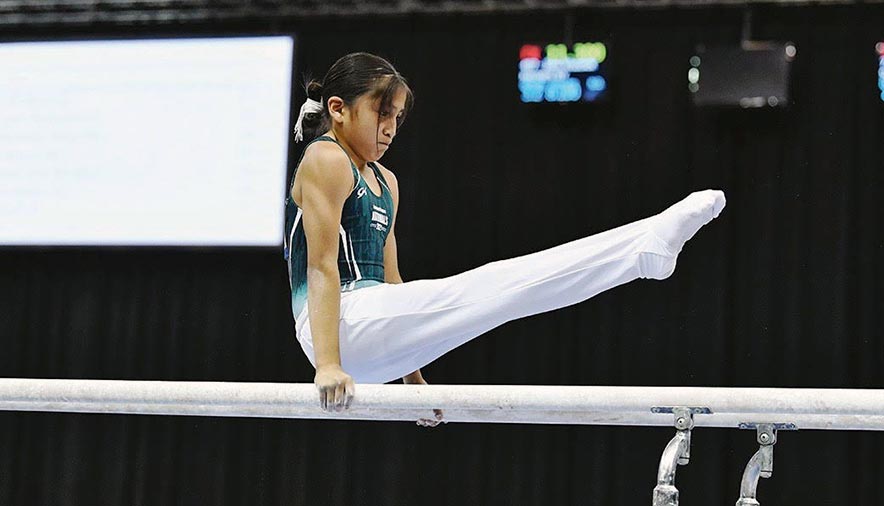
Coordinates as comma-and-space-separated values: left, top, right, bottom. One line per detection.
298, 144, 356, 412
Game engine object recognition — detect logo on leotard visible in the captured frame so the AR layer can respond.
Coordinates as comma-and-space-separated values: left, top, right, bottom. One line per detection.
370, 205, 388, 232
357, 187, 367, 199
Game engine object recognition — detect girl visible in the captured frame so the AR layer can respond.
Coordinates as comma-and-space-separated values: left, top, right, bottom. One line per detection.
284, 53, 726, 426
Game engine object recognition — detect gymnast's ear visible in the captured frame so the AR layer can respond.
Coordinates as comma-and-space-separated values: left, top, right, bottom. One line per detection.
326, 96, 347, 124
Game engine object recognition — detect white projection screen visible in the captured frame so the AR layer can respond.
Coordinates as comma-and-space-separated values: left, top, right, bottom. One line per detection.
0, 36, 294, 246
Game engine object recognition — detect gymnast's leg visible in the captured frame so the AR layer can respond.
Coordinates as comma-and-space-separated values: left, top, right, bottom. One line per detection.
296, 190, 726, 383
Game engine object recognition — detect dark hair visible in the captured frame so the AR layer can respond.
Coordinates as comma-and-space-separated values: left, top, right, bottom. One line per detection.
298, 52, 414, 143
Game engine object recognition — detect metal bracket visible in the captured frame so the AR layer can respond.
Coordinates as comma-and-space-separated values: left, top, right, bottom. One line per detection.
738, 422, 797, 432
735, 423, 785, 506
651, 406, 713, 416
651, 407, 706, 506
671, 407, 694, 464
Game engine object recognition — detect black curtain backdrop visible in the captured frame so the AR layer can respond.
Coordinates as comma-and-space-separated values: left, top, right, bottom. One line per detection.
1, 5, 883, 505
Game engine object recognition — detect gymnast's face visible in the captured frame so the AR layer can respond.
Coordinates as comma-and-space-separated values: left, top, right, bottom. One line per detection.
335, 86, 407, 163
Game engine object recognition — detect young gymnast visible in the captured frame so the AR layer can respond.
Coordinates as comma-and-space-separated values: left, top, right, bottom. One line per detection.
284, 52, 726, 426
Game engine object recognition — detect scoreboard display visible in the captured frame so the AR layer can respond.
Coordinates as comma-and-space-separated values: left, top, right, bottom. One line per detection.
518, 42, 609, 103
689, 42, 795, 108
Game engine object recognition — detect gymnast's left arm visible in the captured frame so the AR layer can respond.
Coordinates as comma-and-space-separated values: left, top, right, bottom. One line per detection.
381, 163, 404, 287
384, 231, 428, 383
379, 164, 409, 364
378, 167, 418, 380
378, 164, 445, 428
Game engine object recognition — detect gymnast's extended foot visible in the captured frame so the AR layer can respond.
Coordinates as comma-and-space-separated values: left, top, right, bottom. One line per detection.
651, 189, 727, 255
639, 189, 726, 279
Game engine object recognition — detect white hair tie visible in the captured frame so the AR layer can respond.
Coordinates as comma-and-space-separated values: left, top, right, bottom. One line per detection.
293, 97, 324, 143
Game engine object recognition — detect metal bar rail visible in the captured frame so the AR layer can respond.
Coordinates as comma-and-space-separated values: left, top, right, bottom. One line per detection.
0, 379, 881, 430
2, 379, 882, 506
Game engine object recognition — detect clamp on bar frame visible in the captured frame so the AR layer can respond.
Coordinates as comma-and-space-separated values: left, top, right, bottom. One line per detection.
651, 407, 710, 506
735, 422, 795, 506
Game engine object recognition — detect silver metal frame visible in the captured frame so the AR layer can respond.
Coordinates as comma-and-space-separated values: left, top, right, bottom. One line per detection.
2, 378, 881, 505
735, 424, 780, 506
652, 408, 697, 506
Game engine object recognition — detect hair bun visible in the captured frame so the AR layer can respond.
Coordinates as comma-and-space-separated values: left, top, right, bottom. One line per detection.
306, 80, 323, 101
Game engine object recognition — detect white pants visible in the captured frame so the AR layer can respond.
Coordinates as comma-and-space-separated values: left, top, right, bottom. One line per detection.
294, 213, 679, 384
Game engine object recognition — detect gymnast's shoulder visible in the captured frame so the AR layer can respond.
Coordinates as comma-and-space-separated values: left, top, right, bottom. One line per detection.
298, 142, 354, 186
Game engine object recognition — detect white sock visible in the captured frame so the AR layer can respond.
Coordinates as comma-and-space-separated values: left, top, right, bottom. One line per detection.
650, 189, 727, 255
